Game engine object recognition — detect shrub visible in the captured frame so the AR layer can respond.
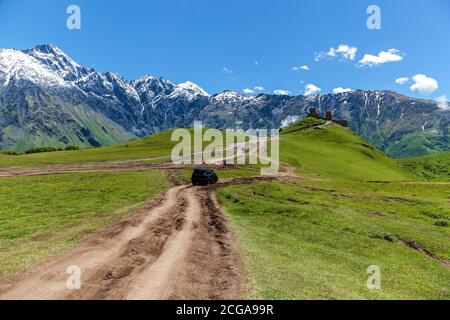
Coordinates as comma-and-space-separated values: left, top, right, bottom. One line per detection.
431, 213, 450, 220
369, 231, 395, 242
435, 220, 449, 227
23, 145, 81, 154
65, 145, 80, 151
25, 147, 59, 154
1, 150, 21, 156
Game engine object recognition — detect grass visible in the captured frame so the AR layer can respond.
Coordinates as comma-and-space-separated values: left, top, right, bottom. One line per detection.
0, 171, 169, 276
214, 118, 449, 300
401, 151, 450, 181
0, 131, 178, 168
0, 117, 448, 300
0, 128, 253, 168
217, 180, 450, 300
280, 119, 413, 181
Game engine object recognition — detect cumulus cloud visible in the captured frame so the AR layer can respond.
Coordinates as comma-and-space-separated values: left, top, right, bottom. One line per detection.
304, 84, 321, 96
410, 74, 439, 95
243, 88, 254, 94
436, 95, 449, 111
253, 86, 265, 91
333, 87, 353, 94
292, 65, 310, 72
395, 77, 409, 85
358, 49, 403, 67
281, 115, 301, 128
273, 89, 291, 95
315, 44, 358, 61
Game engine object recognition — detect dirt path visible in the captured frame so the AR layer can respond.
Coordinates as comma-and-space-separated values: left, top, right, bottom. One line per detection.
0, 176, 255, 300
124, 188, 201, 300
0, 162, 255, 178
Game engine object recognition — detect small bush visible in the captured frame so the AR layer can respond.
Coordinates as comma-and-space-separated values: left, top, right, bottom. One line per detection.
369, 231, 395, 242
25, 147, 59, 154
1, 150, 21, 156
435, 220, 449, 227
65, 145, 80, 151
23, 145, 81, 154
431, 213, 450, 221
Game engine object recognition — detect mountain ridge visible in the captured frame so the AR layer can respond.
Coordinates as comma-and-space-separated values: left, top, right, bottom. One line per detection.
0, 44, 448, 157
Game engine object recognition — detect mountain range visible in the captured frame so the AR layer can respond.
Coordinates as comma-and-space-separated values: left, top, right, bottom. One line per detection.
0, 44, 448, 157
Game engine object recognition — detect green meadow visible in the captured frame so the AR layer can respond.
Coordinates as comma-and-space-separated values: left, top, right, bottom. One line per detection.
217, 118, 449, 299
0, 117, 448, 300
0, 171, 168, 276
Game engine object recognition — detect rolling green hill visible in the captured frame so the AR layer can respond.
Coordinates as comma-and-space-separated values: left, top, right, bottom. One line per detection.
400, 151, 450, 180
280, 118, 413, 181
0, 130, 177, 168
217, 118, 449, 299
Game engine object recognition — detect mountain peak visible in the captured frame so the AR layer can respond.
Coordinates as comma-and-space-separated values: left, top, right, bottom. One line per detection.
23, 44, 85, 81
0, 48, 71, 88
176, 81, 209, 97
29, 44, 62, 54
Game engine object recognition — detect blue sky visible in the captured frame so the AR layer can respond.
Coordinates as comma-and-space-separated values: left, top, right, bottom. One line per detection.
0, 0, 449, 100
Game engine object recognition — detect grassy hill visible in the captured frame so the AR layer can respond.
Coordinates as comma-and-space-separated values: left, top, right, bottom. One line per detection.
400, 151, 450, 180
217, 118, 449, 299
0, 130, 178, 168
280, 118, 413, 181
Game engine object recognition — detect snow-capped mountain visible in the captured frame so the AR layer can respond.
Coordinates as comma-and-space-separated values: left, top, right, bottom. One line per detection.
23, 44, 91, 82
0, 48, 73, 90
0, 44, 448, 157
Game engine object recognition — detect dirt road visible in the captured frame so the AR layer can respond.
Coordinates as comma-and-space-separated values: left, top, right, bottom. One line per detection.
0, 176, 261, 300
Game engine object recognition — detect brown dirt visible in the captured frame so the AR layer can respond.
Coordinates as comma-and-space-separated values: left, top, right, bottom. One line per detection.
0, 175, 273, 300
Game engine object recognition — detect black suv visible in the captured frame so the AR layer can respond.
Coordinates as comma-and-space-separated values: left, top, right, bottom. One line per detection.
191, 168, 219, 186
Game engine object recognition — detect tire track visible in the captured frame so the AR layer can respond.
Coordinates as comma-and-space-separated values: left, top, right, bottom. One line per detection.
0, 177, 264, 300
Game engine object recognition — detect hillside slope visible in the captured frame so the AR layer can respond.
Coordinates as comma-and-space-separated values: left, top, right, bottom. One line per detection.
0, 130, 177, 167
280, 118, 413, 181
401, 151, 450, 180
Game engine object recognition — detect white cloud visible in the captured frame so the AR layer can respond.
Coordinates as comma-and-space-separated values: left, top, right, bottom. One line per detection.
304, 84, 321, 96
273, 89, 291, 95
253, 86, 265, 91
358, 49, 403, 67
335, 44, 358, 60
410, 74, 438, 95
315, 44, 358, 61
292, 65, 310, 72
395, 77, 409, 85
222, 66, 233, 75
436, 95, 449, 111
281, 115, 301, 128
333, 87, 353, 94
222, 66, 239, 81
243, 88, 254, 94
